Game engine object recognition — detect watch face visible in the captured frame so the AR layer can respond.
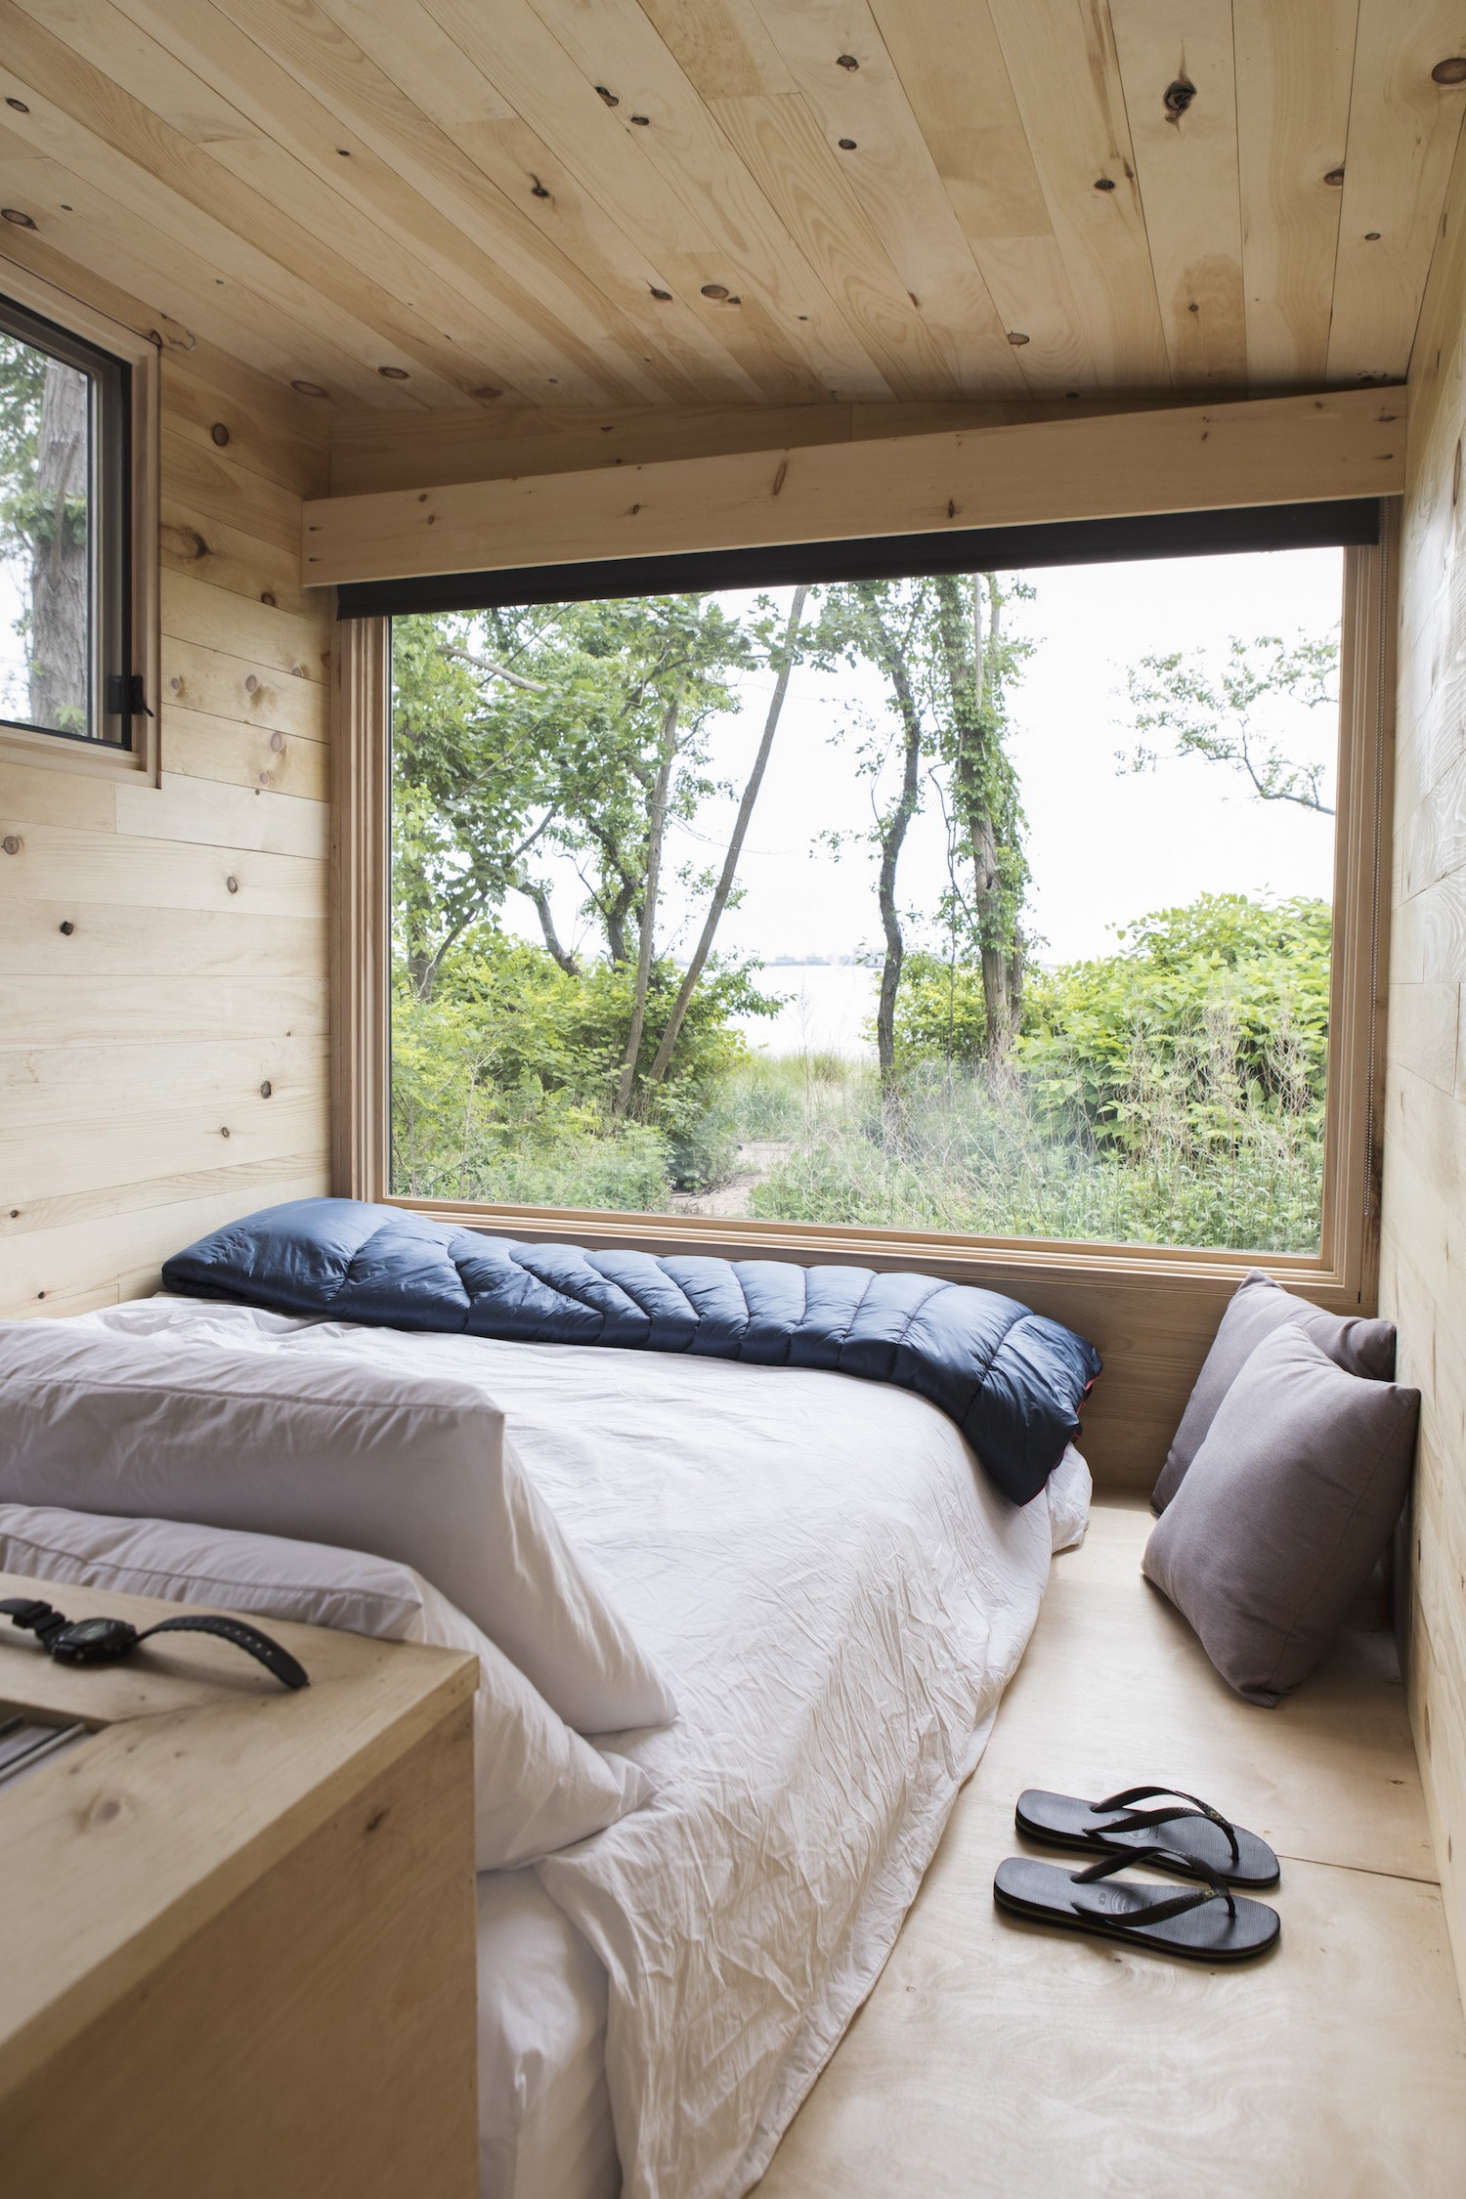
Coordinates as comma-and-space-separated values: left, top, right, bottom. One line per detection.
54, 1618, 137, 1663
69, 1619, 124, 1645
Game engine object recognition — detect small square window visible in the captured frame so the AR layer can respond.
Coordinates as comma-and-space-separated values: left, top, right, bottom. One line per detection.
1, 283, 153, 760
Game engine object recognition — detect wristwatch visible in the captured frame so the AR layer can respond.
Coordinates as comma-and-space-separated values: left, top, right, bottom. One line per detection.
0, 1596, 310, 1691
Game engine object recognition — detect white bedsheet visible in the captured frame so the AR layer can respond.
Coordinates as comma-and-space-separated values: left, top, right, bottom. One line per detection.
473, 1450, 1086, 2199
108, 1300, 1086, 2199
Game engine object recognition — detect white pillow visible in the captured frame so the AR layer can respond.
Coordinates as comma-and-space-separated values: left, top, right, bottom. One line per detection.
0, 1504, 651, 1873
0, 1317, 674, 1736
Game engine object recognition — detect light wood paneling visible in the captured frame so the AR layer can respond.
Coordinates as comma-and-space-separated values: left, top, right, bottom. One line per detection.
1326, 2, 1466, 387
0, 240, 333, 1319
983, 0, 1169, 388
1109, 0, 1246, 388
302, 386, 1405, 586
1233, 0, 1357, 385
1387, 113, 1466, 2013
0, 4, 1460, 419
756, 1502, 1466, 2197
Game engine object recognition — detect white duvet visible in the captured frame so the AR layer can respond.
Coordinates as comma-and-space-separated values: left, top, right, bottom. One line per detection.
507, 1346, 1085, 2199
69, 1299, 1086, 2199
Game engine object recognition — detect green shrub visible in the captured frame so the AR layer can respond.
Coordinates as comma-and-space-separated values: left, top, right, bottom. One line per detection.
391, 894, 1329, 1254
888, 951, 989, 1066
749, 1059, 1322, 1253
1017, 892, 1329, 1157
390, 926, 780, 1206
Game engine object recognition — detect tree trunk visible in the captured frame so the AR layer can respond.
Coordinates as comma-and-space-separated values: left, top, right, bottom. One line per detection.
515, 876, 580, 976
586, 826, 638, 964
977, 579, 1017, 1050
875, 707, 921, 1101
855, 590, 925, 1113
647, 585, 809, 1086
934, 573, 1020, 1061
612, 696, 678, 1119
28, 358, 89, 735
406, 946, 436, 1002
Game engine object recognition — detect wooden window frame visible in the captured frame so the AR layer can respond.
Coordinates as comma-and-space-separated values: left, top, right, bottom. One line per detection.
0, 256, 160, 784
334, 519, 1395, 1318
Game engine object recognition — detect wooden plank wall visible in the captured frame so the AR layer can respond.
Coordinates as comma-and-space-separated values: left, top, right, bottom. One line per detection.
0, 243, 333, 1319
1386, 129, 1466, 2003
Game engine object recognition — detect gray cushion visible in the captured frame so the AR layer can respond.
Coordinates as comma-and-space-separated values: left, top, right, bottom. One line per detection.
1142, 1323, 1419, 1704
1152, 1272, 1395, 1513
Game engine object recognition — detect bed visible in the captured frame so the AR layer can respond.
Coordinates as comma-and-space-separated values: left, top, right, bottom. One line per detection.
472, 1439, 1088, 2199
31, 1287, 1089, 2199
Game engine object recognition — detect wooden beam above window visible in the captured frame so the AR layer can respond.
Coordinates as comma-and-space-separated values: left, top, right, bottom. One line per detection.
301, 388, 1405, 589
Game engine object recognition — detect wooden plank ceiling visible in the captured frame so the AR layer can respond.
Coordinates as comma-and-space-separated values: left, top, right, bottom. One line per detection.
0, 0, 1464, 423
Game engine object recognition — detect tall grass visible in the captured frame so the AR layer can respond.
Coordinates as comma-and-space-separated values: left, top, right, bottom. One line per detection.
392, 992, 1324, 1253
393, 1040, 1322, 1251
731, 1030, 1323, 1254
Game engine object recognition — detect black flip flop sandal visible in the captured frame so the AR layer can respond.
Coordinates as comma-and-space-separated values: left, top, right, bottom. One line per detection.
1014, 1783, 1279, 1889
993, 1847, 1280, 1963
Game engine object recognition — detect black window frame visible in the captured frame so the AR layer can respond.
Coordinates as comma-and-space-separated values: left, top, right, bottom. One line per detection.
0, 287, 137, 751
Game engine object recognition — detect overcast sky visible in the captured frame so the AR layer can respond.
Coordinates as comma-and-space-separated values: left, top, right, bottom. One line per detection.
512, 544, 1342, 975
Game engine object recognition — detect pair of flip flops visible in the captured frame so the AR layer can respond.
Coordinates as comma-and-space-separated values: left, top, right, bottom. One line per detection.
993, 1784, 1282, 1963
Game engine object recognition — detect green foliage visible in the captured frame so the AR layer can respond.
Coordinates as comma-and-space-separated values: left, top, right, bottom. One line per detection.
739, 894, 1329, 1253
812, 571, 1032, 1068
385, 582, 1333, 1256
887, 949, 989, 1066
0, 334, 46, 532
391, 890, 1328, 1253
1017, 892, 1330, 1153
0, 334, 46, 705
747, 1056, 1321, 1253
390, 926, 776, 1203
1, 335, 90, 730
391, 594, 775, 994
1122, 629, 1340, 812
718, 1052, 848, 1141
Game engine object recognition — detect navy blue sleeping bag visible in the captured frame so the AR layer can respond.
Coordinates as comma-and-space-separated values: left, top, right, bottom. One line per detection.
162, 1198, 1101, 1507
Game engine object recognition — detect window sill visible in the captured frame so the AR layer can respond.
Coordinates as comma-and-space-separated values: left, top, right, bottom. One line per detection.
0, 721, 158, 783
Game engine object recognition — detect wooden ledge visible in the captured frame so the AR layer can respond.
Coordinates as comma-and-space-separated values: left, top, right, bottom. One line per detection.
0, 1570, 476, 2100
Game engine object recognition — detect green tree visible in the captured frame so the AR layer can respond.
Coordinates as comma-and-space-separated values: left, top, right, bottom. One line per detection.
0, 331, 89, 733
390, 589, 797, 1156
645, 583, 809, 1088
815, 572, 1030, 1097
390, 611, 562, 998
1120, 630, 1339, 813
392, 594, 761, 997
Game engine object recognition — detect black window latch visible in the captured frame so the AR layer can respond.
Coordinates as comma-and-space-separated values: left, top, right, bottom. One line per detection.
106, 673, 155, 719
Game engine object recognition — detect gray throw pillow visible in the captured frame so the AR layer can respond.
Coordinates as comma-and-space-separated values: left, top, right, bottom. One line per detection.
1142, 1323, 1419, 1705
1151, 1271, 1395, 1513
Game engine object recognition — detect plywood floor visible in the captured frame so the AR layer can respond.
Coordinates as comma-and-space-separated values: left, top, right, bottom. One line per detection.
755, 1499, 1466, 2199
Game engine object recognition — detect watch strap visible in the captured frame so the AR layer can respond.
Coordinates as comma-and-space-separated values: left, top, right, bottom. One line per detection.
135, 1614, 310, 1692
0, 1595, 70, 1647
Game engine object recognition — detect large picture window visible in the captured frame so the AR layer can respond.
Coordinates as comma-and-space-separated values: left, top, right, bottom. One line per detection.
381, 526, 1374, 1262
0, 279, 153, 759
